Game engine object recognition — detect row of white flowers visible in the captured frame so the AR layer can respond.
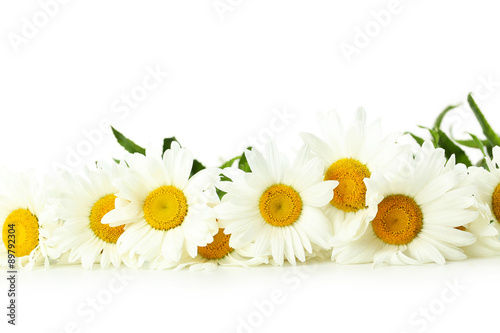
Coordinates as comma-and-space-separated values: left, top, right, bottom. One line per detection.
2, 108, 500, 270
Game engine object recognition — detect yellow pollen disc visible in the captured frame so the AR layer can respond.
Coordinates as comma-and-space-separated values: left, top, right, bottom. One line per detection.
2, 209, 39, 257
259, 184, 302, 227
325, 158, 371, 213
491, 184, 500, 223
455, 226, 466, 231
372, 195, 423, 245
198, 228, 233, 260
143, 185, 188, 231
89, 194, 124, 243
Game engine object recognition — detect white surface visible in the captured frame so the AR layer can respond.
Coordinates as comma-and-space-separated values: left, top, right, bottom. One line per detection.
1, 1, 500, 332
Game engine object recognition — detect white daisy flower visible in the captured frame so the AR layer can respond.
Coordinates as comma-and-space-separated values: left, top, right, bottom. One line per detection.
151, 227, 269, 271
331, 141, 477, 265
0, 168, 60, 269
50, 162, 138, 270
460, 201, 500, 257
464, 147, 500, 256
300, 108, 406, 241
148, 184, 268, 271
102, 143, 219, 267
215, 143, 338, 266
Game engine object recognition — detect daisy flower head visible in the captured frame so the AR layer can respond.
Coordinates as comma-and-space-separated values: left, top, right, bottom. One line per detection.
331, 141, 477, 266
0, 168, 60, 269
102, 142, 219, 267
300, 108, 406, 241
50, 162, 138, 270
464, 146, 500, 256
460, 199, 500, 257
151, 226, 269, 271
215, 143, 338, 266
470, 146, 500, 229
149, 186, 268, 271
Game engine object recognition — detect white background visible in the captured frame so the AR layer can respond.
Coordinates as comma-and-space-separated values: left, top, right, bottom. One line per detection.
1, 1, 500, 332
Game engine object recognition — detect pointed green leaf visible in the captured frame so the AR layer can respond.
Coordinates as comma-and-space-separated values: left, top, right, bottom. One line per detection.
405, 132, 425, 146
220, 156, 241, 169
190, 159, 206, 178
487, 144, 494, 157
162, 137, 179, 155
216, 174, 231, 200
468, 133, 487, 157
111, 126, 146, 155
467, 93, 500, 147
238, 147, 253, 173
476, 158, 490, 171
455, 138, 489, 149
216, 189, 226, 200
437, 129, 472, 167
433, 104, 461, 130
418, 125, 440, 147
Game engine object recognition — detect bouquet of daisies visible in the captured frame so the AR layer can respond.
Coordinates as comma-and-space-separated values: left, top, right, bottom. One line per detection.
2, 94, 500, 270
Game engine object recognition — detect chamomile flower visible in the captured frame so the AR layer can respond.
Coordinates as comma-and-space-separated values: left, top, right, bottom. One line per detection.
331, 142, 477, 265
459, 200, 500, 257
102, 143, 219, 267
0, 168, 60, 269
50, 162, 137, 270
151, 227, 268, 271
464, 147, 500, 256
215, 143, 338, 266
300, 108, 405, 241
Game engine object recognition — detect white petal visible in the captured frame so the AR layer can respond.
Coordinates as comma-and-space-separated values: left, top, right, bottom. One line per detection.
300, 180, 337, 207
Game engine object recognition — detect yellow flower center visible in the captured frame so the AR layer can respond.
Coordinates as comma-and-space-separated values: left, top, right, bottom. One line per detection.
143, 185, 188, 230
259, 184, 302, 227
198, 228, 233, 260
2, 209, 39, 257
89, 194, 124, 243
372, 195, 423, 245
325, 158, 371, 213
492, 184, 500, 223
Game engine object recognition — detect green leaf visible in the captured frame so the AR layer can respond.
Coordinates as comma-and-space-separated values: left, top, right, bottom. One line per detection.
437, 129, 472, 167
238, 147, 253, 173
111, 126, 146, 155
217, 148, 254, 199
433, 104, 461, 130
405, 132, 425, 146
487, 144, 494, 158
418, 125, 440, 147
467, 93, 500, 147
215, 174, 231, 200
468, 133, 487, 157
476, 158, 490, 171
190, 159, 206, 178
455, 138, 489, 149
162, 137, 179, 155
159, 136, 205, 177
220, 156, 241, 169
216, 189, 226, 200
